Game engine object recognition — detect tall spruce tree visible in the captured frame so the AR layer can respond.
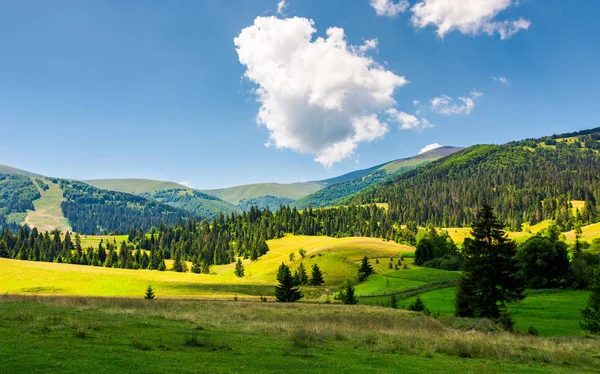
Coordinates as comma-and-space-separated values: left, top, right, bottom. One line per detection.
234, 258, 245, 278
580, 269, 600, 334
275, 263, 303, 302
310, 264, 325, 286
293, 262, 309, 285
358, 256, 374, 282
455, 204, 525, 327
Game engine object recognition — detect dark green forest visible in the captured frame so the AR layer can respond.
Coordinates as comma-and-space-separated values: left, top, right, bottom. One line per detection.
60, 181, 195, 234
349, 130, 600, 230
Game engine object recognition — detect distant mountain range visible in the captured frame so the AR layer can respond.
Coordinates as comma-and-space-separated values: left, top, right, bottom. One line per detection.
6, 128, 599, 235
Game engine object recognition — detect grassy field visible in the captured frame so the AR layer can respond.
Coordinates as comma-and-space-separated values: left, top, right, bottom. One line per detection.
565, 222, 600, 243
0, 235, 413, 299
23, 178, 71, 232
440, 218, 600, 245
0, 295, 598, 373
363, 287, 592, 337
355, 267, 460, 296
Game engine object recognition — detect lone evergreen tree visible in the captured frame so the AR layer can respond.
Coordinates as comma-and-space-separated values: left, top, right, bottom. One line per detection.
580, 269, 600, 334
275, 263, 303, 302
310, 264, 325, 286
455, 204, 525, 327
144, 285, 155, 300
234, 258, 245, 278
358, 256, 374, 282
338, 281, 358, 305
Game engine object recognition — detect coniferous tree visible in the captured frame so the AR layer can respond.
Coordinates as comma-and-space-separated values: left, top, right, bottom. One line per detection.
455, 204, 525, 326
310, 264, 325, 286
338, 281, 358, 305
358, 256, 374, 282
580, 269, 600, 334
172, 251, 185, 272
234, 257, 245, 278
191, 255, 201, 274
293, 262, 309, 286
275, 263, 303, 302
144, 285, 155, 300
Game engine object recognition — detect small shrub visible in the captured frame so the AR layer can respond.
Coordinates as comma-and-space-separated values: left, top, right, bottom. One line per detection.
74, 327, 87, 339
260, 296, 268, 302
144, 285, 155, 300
233, 296, 238, 301
528, 326, 539, 336
132, 337, 152, 351
408, 296, 429, 315
290, 329, 324, 348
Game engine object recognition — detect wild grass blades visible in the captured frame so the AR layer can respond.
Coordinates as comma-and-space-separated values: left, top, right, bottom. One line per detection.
1, 294, 598, 371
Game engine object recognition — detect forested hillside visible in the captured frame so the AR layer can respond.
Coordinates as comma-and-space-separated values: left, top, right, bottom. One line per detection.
59, 181, 194, 234
141, 189, 241, 218
237, 195, 295, 211
293, 146, 463, 209
0, 174, 40, 230
348, 129, 600, 230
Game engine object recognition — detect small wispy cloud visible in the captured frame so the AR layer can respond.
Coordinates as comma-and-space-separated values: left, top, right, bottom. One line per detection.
277, 0, 287, 14
431, 90, 483, 116
493, 76, 509, 84
179, 181, 193, 188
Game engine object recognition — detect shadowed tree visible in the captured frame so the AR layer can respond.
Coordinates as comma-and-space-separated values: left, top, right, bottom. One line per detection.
275, 263, 303, 302
580, 269, 600, 334
310, 264, 325, 286
455, 204, 525, 329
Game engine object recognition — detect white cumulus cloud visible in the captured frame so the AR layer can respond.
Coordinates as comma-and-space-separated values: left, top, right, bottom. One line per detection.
370, 0, 410, 17
493, 76, 509, 84
387, 109, 433, 131
431, 90, 483, 116
277, 0, 287, 14
234, 16, 409, 167
411, 0, 531, 40
179, 181, 193, 188
419, 143, 443, 154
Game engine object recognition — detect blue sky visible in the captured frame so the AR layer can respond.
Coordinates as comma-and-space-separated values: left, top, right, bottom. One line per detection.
1, 0, 599, 189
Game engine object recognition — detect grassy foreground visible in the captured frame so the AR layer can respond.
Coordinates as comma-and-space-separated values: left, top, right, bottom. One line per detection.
0, 295, 598, 373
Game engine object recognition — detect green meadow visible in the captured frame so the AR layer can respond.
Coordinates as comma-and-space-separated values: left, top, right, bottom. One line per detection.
1, 295, 598, 373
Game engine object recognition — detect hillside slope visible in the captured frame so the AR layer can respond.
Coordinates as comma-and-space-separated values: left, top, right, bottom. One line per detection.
141, 189, 241, 218
293, 146, 463, 209
0, 165, 43, 178
86, 178, 189, 194
200, 182, 322, 205
348, 128, 600, 230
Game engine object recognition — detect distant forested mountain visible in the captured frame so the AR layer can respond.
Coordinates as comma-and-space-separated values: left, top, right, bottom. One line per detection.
60, 181, 195, 234
141, 189, 241, 218
237, 195, 295, 211
348, 129, 600, 231
293, 146, 463, 209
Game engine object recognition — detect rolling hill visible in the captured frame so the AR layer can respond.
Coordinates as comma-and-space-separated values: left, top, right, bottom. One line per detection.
293, 146, 463, 209
348, 128, 600, 231
200, 182, 322, 205
0, 164, 43, 178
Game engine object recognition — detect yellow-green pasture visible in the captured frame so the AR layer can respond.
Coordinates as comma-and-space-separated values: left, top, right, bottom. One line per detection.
0, 235, 414, 299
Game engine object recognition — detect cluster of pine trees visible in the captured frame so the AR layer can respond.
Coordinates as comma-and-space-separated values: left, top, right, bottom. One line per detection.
0, 202, 415, 270
0, 174, 40, 221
